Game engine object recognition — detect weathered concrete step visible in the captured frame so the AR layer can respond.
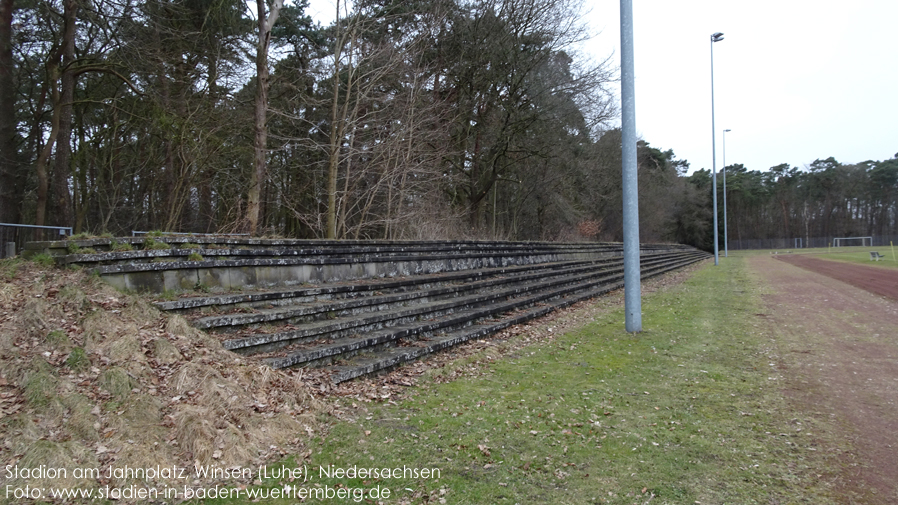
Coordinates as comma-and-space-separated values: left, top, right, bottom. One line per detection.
192, 257, 627, 330
220, 252, 703, 354
39, 238, 694, 294
264, 270, 623, 370
90, 241, 653, 274
219, 264, 604, 354
155, 259, 592, 312
29, 236, 640, 258
190, 250, 694, 329
261, 253, 706, 369
101, 250, 627, 293
324, 284, 621, 383
66, 239, 650, 269
59, 245, 614, 266
323, 254, 707, 383
325, 320, 531, 384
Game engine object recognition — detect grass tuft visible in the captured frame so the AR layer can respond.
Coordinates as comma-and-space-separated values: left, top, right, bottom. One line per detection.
110, 239, 133, 252
144, 237, 171, 250
152, 337, 183, 364
23, 359, 58, 408
46, 329, 71, 348
0, 257, 23, 280
98, 367, 136, 400
61, 393, 99, 440
66, 346, 91, 372
29, 252, 56, 267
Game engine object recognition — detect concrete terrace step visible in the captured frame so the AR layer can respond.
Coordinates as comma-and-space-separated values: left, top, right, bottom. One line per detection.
220, 251, 704, 358
27, 236, 667, 257
188, 257, 625, 330
26, 236, 709, 382
192, 250, 695, 333
262, 269, 629, 370
157, 258, 601, 314
30, 238, 631, 267
25, 237, 694, 293
218, 262, 626, 354
319, 253, 706, 383
92, 247, 620, 293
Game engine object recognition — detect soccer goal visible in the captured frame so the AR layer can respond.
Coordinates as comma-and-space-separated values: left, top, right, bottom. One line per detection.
832, 236, 873, 247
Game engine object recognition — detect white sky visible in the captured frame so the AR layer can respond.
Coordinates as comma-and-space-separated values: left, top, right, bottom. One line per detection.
305, 0, 898, 174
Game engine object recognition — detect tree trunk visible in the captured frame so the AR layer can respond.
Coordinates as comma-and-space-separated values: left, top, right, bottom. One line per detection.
246, 0, 282, 235
325, 0, 347, 240
0, 0, 19, 224
34, 64, 61, 228
50, 0, 77, 227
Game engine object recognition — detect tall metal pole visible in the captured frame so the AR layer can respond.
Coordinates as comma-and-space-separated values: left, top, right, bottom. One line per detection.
620, 0, 641, 332
710, 32, 724, 265
723, 128, 731, 257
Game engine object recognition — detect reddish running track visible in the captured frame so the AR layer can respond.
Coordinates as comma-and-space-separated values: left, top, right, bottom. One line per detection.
775, 254, 898, 301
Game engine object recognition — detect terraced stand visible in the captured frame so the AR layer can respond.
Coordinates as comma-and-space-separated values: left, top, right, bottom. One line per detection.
26, 237, 709, 382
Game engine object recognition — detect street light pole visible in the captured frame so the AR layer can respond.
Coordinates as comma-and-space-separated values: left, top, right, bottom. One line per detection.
723, 128, 731, 257
710, 32, 724, 265
620, 0, 642, 333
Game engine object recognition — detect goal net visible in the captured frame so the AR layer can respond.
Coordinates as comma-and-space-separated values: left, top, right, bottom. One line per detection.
832, 236, 873, 247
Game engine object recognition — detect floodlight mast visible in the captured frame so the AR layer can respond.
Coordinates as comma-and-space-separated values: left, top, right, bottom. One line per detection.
620, 0, 641, 333
710, 32, 724, 265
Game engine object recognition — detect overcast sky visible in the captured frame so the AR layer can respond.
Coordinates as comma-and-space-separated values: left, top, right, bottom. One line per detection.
305, 1, 898, 174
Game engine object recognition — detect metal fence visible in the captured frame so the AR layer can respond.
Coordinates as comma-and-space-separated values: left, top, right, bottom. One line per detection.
727, 234, 898, 251
0, 223, 72, 259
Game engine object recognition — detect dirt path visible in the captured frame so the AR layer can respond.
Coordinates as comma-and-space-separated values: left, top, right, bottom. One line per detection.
775, 254, 898, 301
748, 255, 898, 504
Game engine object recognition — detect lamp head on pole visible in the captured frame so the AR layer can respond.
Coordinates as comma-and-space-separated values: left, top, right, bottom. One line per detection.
711, 32, 724, 42
724, 129, 731, 133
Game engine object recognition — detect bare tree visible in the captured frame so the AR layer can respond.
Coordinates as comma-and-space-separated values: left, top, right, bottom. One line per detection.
246, 0, 283, 235
325, 0, 352, 239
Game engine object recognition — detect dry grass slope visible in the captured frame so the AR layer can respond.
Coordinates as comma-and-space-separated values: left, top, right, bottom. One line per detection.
0, 260, 325, 500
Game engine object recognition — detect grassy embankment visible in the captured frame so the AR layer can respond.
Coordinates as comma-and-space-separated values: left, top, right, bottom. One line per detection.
203, 257, 838, 504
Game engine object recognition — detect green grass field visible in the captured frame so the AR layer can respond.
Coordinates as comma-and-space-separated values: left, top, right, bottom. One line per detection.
730, 245, 898, 269
195, 257, 839, 505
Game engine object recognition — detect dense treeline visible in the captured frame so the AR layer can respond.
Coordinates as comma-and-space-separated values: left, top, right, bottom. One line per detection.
0, 0, 895, 250
695, 156, 898, 248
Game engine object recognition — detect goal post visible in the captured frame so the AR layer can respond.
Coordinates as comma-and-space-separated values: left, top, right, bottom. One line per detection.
832, 236, 873, 247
